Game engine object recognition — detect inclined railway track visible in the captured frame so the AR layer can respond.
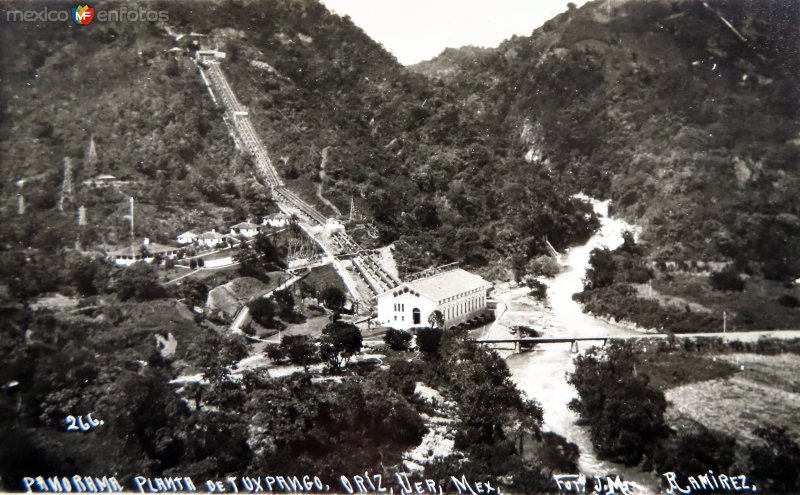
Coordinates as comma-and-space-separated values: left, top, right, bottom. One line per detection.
199, 57, 399, 299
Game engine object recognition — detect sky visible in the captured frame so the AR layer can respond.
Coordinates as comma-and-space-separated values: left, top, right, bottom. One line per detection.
319, 0, 590, 65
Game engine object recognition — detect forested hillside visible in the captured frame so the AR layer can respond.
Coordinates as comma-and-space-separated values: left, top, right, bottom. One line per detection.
415, 0, 800, 283
1, 0, 798, 308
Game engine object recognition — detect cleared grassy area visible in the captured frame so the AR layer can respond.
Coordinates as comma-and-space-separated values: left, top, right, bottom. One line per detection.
666, 370, 800, 444
638, 350, 737, 390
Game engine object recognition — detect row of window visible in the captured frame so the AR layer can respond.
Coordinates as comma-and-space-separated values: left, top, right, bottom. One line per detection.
439, 286, 485, 305
393, 303, 405, 312
443, 295, 485, 321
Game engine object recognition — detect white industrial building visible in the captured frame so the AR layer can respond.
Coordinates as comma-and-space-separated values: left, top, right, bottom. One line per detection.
375, 268, 492, 330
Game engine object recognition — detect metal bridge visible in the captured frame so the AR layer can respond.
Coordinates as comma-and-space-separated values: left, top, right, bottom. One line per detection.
476, 335, 666, 352
198, 58, 399, 301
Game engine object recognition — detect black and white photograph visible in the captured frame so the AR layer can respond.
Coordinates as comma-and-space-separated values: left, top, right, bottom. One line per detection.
0, 0, 799, 493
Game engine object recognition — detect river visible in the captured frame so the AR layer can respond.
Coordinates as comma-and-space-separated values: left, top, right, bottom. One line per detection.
489, 198, 660, 493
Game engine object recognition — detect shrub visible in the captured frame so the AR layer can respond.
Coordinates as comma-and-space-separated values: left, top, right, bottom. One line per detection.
114, 263, 166, 301
747, 425, 800, 493
709, 268, 745, 292
778, 294, 800, 308
528, 255, 560, 278
653, 427, 736, 475
265, 344, 284, 362
248, 298, 276, 328
384, 328, 412, 351
280, 335, 317, 368
197, 258, 205, 268
320, 286, 346, 311
416, 327, 443, 355
525, 278, 548, 301
189, 259, 197, 269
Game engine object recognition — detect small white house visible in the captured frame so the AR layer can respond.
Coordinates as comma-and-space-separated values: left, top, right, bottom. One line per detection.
230, 221, 262, 238
375, 268, 492, 330
198, 230, 226, 248
177, 231, 198, 245
263, 212, 290, 228
108, 238, 182, 266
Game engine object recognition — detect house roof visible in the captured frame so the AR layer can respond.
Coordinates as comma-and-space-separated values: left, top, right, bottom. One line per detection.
178, 231, 197, 238
393, 268, 491, 302
231, 221, 261, 230
199, 231, 225, 240
265, 212, 289, 219
108, 242, 178, 257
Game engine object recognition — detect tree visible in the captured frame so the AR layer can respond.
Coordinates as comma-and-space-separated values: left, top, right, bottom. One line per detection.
280, 335, 317, 370
320, 286, 346, 311
583, 247, 616, 290
248, 298, 276, 328
253, 232, 286, 270
196, 257, 205, 268
235, 244, 265, 280
384, 328, 412, 351
114, 263, 165, 301
319, 321, 362, 371
427, 310, 445, 329
525, 278, 547, 301
174, 278, 209, 309
273, 288, 294, 317
416, 327, 443, 355
67, 256, 109, 296
568, 341, 668, 465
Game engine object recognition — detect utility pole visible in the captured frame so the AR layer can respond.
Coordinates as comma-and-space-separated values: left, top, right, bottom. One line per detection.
349, 196, 355, 223
58, 157, 74, 212
723, 311, 727, 333
86, 136, 98, 172
16, 180, 25, 215
128, 197, 135, 241
78, 205, 87, 227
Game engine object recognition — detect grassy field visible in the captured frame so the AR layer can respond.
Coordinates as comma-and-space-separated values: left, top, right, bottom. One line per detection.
635, 342, 800, 445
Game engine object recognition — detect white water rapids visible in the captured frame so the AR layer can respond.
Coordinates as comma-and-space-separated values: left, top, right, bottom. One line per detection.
495, 197, 660, 493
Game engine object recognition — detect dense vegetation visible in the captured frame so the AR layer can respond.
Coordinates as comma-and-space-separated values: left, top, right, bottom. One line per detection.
576, 231, 800, 331
569, 339, 800, 493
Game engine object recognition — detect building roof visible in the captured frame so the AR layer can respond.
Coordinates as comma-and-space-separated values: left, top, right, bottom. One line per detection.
265, 212, 289, 220
390, 268, 491, 302
231, 221, 261, 230
178, 231, 197, 238
108, 242, 178, 257
199, 231, 225, 240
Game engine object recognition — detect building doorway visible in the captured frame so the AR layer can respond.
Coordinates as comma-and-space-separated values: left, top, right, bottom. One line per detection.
412, 308, 421, 325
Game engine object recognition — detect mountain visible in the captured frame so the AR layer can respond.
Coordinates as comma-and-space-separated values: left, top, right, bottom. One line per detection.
2, 0, 799, 313
409, 46, 497, 79
411, 0, 800, 281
